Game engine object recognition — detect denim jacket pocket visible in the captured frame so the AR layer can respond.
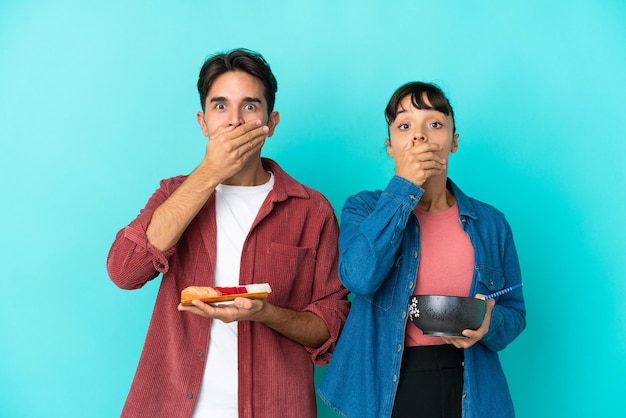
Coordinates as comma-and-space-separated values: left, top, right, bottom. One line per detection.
474, 267, 505, 295
364, 251, 403, 310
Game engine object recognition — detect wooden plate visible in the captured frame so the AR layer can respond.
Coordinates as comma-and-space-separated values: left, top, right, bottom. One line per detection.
180, 292, 269, 306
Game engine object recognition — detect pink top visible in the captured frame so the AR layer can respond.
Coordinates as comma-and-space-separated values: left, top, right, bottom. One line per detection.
405, 202, 474, 346
106, 159, 350, 418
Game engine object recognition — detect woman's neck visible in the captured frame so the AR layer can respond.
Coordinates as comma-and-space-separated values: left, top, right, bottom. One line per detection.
417, 177, 455, 212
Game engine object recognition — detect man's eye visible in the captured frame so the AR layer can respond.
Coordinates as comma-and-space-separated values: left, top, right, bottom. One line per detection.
215, 103, 226, 110
244, 103, 257, 111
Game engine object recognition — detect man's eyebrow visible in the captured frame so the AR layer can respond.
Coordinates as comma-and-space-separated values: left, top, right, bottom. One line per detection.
242, 97, 262, 103
209, 96, 262, 103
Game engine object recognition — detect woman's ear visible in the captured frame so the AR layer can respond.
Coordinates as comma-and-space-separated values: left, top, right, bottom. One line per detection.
385, 138, 393, 157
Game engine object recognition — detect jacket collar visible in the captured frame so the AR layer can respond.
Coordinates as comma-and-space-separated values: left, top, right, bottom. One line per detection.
261, 158, 311, 202
196, 158, 309, 277
447, 178, 478, 220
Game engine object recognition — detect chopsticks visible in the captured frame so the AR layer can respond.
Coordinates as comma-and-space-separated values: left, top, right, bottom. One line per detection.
483, 283, 523, 300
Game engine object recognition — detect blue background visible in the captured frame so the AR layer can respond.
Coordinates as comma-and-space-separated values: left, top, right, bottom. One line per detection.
1, 0, 625, 416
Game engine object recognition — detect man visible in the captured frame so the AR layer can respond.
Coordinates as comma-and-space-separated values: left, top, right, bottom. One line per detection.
107, 48, 350, 418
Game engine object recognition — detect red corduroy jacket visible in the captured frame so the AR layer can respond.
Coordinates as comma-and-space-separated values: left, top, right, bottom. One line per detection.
107, 159, 350, 418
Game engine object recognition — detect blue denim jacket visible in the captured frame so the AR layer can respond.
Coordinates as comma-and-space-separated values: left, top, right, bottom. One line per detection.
319, 176, 526, 418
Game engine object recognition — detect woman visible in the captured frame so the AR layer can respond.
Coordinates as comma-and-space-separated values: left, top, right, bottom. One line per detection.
319, 82, 526, 418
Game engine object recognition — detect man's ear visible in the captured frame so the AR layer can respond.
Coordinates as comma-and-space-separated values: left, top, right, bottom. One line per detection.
451, 133, 460, 153
197, 111, 209, 137
267, 111, 280, 137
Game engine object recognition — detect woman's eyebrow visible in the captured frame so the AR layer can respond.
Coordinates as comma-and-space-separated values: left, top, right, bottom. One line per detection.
396, 106, 408, 115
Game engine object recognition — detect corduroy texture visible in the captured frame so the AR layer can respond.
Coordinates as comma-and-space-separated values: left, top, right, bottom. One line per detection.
107, 159, 350, 418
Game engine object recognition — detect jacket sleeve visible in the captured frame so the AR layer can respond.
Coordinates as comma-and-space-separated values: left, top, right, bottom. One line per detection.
300, 201, 351, 365
338, 176, 423, 297
480, 219, 527, 352
106, 178, 178, 290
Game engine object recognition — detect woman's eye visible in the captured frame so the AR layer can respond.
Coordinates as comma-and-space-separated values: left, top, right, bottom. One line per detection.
398, 123, 409, 130
430, 121, 443, 128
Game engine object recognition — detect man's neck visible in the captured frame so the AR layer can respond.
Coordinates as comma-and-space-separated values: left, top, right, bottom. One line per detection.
221, 157, 270, 186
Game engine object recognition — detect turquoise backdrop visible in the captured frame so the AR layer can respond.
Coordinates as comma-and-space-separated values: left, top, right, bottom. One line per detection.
2, 0, 625, 417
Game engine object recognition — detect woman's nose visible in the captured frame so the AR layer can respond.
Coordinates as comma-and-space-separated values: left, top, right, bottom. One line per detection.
412, 133, 427, 142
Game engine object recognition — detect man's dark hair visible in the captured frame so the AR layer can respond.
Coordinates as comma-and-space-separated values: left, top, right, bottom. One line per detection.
197, 48, 278, 112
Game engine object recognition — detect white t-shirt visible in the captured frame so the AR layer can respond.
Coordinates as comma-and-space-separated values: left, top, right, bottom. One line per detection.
192, 173, 274, 417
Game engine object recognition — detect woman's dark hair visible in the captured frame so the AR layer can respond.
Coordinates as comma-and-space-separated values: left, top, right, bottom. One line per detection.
197, 48, 278, 112
385, 82, 456, 133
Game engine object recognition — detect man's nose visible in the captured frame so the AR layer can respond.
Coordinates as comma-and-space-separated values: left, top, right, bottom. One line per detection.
227, 109, 245, 127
